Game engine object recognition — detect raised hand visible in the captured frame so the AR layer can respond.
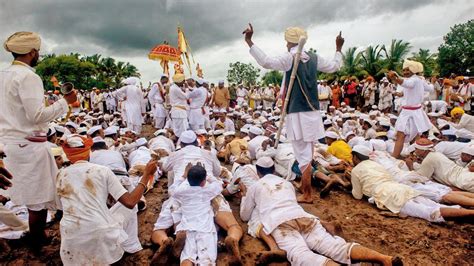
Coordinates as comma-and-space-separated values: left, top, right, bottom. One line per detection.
336, 31, 344, 52
242, 23, 254, 47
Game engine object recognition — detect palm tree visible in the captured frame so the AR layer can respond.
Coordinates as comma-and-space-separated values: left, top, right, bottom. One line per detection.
359, 45, 383, 78
411, 49, 439, 76
380, 39, 412, 74
340, 47, 367, 78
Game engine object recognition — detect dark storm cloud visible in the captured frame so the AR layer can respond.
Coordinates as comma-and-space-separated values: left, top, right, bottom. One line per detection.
0, 0, 441, 56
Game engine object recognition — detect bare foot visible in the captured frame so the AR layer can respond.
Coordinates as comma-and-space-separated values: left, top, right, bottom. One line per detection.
297, 194, 313, 203
320, 179, 337, 198
150, 237, 173, 266
256, 250, 287, 265
225, 236, 242, 265
172, 231, 186, 258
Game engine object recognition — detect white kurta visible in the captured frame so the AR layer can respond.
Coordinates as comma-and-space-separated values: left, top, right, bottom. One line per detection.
56, 162, 131, 265
187, 86, 207, 130
0, 62, 68, 206
115, 85, 144, 133
169, 84, 189, 137
148, 82, 168, 128
249, 45, 342, 167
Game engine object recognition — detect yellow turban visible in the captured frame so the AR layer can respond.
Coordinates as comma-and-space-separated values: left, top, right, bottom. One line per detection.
172, 73, 185, 83
4, 31, 41, 54
450, 107, 465, 117
402, 59, 423, 74
284, 27, 307, 44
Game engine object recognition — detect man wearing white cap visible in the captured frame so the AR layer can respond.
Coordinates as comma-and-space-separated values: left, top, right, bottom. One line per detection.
378, 77, 394, 112
114, 77, 144, 134
169, 74, 189, 137
406, 139, 474, 192
458, 144, 474, 167
148, 75, 169, 129
243, 24, 344, 203
187, 78, 208, 131
236, 84, 249, 107
0, 31, 78, 250
241, 156, 400, 265
154, 130, 244, 263
387, 59, 434, 158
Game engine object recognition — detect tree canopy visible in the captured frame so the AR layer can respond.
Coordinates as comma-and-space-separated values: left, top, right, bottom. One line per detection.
36, 53, 140, 91
227, 61, 260, 86
261, 70, 283, 86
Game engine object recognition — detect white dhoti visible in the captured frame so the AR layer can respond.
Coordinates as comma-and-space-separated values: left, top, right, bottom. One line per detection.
400, 196, 460, 223
411, 181, 451, 202
170, 108, 188, 138
153, 198, 182, 231
153, 103, 167, 129
286, 111, 325, 167
271, 217, 356, 266
4, 142, 58, 208
188, 108, 205, 131
395, 107, 431, 142
110, 203, 142, 253
180, 231, 217, 265
319, 100, 330, 112
237, 97, 246, 107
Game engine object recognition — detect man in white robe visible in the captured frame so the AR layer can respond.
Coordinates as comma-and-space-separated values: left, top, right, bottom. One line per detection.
148, 75, 169, 129
244, 24, 344, 202
236, 85, 249, 106
169, 74, 189, 138
187, 78, 208, 131
0, 31, 77, 250
114, 77, 144, 134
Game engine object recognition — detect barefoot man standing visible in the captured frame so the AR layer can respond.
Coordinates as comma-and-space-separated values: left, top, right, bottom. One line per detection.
243, 24, 344, 203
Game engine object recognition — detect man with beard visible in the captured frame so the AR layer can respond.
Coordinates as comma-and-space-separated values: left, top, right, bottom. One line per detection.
0, 32, 77, 251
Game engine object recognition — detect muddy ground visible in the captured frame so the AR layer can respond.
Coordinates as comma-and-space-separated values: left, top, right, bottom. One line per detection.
1, 125, 473, 265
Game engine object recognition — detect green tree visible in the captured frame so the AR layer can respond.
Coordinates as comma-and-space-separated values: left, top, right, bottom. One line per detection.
227, 61, 260, 85
261, 70, 283, 86
380, 39, 412, 74
438, 19, 474, 76
339, 47, 367, 79
411, 49, 439, 77
359, 45, 383, 78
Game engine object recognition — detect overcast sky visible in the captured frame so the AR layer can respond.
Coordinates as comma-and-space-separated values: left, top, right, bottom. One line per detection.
0, 0, 472, 85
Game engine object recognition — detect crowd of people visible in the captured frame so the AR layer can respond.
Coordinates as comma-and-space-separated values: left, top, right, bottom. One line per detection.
0, 27, 473, 266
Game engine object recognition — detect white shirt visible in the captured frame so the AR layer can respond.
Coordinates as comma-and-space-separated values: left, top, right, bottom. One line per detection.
248, 135, 269, 159
429, 100, 448, 114
240, 174, 313, 235
401, 75, 434, 106
434, 141, 469, 161
169, 84, 188, 108
90, 149, 127, 173
0, 62, 68, 142
187, 86, 207, 109
57, 161, 128, 265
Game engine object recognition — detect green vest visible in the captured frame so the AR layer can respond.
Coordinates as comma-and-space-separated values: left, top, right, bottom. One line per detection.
285, 52, 320, 113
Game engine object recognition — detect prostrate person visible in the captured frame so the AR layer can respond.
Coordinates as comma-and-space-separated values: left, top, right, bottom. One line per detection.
240, 157, 402, 266
387, 59, 434, 158
0, 31, 77, 251
244, 23, 344, 203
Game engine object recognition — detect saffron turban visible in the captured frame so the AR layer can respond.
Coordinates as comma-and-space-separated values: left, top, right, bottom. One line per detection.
450, 107, 465, 117
414, 138, 434, 151
62, 135, 93, 163
4, 31, 41, 54
284, 27, 307, 44
402, 59, 423, 74
172, 73, 185, 83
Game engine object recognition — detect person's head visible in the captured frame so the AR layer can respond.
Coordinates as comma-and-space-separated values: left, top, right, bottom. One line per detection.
325, 131, 339, 145
91, 137, 107, 151
224, 132, 236, 143
4, 32, 41, 67
186, 78, 195, 88
172, 73, 185, 87
179, 130, 199, 147
187, 164, 207, 187
351, 145, 371, 166
255, 157, 275, 177
362, 120, 371, 130
460, 145, 474, 163
160, 75, 169, 85
284, 27, 307, 52
402, 59, 423, 78
450, 107, 465, 120
218, 80, 224, 89
413, 138, 434, 160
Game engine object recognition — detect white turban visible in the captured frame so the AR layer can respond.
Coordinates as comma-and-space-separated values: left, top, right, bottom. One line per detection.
402, 59, 423, 74
352, 145, 372, 157
461, 144, 474, 156
123, 77, 140, 86
256, 156, 274, 168
284, 27, 307, 44
179, 130, 197, 144
4, 31, 41, 54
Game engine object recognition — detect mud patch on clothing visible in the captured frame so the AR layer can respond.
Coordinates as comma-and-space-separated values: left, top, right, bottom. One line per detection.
84, 178, 96, 196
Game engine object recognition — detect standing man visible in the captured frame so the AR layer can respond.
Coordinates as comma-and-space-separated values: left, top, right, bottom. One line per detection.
236, 84, 249, 106
387, 60, 434, 158
244, 24, 344, 203
318, 80, 332, 112
0, 31, 77, 251
114, 77, 144, 134
148, 75, 169, 129
212, 80, 230, 109
169, 73, 189, 137
187, 79, 208, 131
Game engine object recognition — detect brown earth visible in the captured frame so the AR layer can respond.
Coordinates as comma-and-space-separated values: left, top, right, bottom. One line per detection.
1, 125, 473, 265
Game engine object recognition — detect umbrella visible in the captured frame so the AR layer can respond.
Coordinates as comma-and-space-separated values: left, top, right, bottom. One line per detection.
148, 42, 180, 76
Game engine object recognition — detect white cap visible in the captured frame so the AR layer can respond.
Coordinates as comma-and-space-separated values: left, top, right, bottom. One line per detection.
352, 145, 372, 157
223, 131, 235, 137
461, 144, 474, 156
195, 129, 208, 135
87, 125, 102, 136
240, 127, 250, 134
77, 127, 88, 135
153, 129, 167, 137
65, 121, 79, 129
249, 126, 263, 136
370, 139, 387, 151
323, 120, 332, 125
256, 156, 274, 168
213, 129, 225, 136
344, 131, 355, 140
135, 137, 148, 147
92, 136, 105, 144
325, 131, 339, 139
104, 126, 118, 136
66, 135, 85, 148
441, 129, 456, 136
47, 126, 56, 137
179, 130, 197, 144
